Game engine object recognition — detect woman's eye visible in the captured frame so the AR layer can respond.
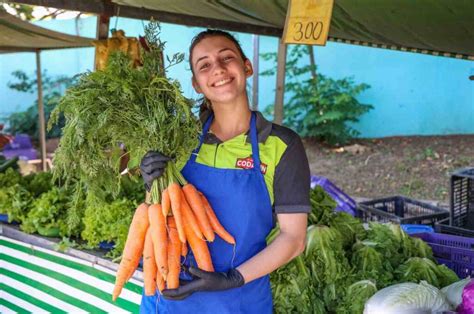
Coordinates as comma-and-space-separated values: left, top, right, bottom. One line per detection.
200, 63, 210, 70
223, 56, 233, 61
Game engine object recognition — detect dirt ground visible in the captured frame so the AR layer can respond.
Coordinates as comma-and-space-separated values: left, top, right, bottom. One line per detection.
304, 135, 474, 206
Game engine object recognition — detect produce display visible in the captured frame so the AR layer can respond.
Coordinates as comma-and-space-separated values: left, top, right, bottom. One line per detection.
269, 186, 461, 313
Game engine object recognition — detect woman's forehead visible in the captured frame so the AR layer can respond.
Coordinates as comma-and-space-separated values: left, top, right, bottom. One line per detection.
192, 36, 238, 59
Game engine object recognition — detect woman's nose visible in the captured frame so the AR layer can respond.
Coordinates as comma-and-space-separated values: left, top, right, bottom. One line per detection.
212, 60, 226, 75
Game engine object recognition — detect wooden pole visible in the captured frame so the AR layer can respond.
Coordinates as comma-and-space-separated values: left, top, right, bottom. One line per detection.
35, 50, 47, 171
94, 12, 110, 71
273, 38, 287, 125
307, 45, 317, 84
252, 34, 260, 111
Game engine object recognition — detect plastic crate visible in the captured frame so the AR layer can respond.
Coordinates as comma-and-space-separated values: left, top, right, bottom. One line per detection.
359, 196, 449, 225
311, 175, 356, 216
435, 217, 474, 238
401, 224, 434, 234
411, 232, 474, 278
450, 167, 474, 229
355, 204, 401, 223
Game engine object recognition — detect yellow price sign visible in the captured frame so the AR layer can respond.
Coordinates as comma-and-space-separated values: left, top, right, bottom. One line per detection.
283, 0, 334, 45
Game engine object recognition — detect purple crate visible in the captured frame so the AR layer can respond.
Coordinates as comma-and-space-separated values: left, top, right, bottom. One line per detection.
311, 175, 356, 216
411, 232, 474, 278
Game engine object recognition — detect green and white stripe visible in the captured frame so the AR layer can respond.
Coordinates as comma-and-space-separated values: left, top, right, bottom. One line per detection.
0, 235, 143, 313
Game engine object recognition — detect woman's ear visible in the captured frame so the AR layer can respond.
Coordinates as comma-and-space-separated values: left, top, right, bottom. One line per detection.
244, 59, 254, 77
192, 77, 203, 94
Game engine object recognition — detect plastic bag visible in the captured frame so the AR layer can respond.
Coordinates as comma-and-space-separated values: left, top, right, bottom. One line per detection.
364, 281, 452, 314
441, 277, 471, 308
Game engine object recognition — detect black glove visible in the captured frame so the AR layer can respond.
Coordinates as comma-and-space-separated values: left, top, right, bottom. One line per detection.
140, 151, 171, 191
162, 267, 245, 300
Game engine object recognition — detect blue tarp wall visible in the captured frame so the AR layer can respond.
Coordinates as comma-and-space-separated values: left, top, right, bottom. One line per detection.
0, 16, 472, 138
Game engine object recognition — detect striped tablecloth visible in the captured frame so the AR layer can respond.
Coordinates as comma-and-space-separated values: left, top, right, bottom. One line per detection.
0, 235, 143, 313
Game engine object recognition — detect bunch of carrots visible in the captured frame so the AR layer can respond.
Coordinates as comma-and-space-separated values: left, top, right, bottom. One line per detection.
112, 163, 235, 301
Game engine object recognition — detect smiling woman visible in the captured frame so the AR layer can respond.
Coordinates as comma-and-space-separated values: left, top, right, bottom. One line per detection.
139, 29, 311, 314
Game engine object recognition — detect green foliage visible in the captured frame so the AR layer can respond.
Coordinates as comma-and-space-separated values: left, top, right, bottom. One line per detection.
336, 280, 377, 314
48, 21, 199, 203
270, 186, 454, 313
81, 197, 135, 258
351, 242, 393, 288
5, 70, 76, 138
308, 185, 337, 225
328, 211, 366, 249
261, 45, 373, 145
21, 186, 70, 236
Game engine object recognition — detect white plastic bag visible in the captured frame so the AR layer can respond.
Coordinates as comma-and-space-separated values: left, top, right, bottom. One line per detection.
441, 277, 472, 308
364, 281, 452, 314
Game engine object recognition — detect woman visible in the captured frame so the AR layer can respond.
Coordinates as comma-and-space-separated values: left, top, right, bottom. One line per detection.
140, 29, 310, 313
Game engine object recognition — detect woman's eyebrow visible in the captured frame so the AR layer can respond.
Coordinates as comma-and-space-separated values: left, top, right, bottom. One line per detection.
194, 48, 237, 66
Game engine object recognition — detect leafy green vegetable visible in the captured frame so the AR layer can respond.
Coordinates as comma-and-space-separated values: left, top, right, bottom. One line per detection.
435, 264, 459, 288
81, 198, 135, 258
366, 222, 405, 268
395, 257, 444, 287
328, 211, 366, 249
23, 171, 54, 197
308, 185, 337, 225
351, 241, 393, 288
411, 237, 434, 260
21, 187, 69, 236
336, 280, 377, 314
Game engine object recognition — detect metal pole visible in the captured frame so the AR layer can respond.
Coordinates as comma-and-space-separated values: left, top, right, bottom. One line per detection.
273, 38, 287, 125
252, 34, 259, 111
36, 50, 47, 171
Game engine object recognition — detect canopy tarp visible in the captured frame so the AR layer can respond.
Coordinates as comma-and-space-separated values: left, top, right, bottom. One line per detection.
0, 10, 93, 52
10, 0, 474, 60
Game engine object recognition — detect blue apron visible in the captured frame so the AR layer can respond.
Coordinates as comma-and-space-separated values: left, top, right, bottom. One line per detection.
140, 112, 274, 313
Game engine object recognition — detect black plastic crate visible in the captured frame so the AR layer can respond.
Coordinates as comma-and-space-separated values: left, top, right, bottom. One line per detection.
359, 196, 449, 225
355, 204, 401, 223
435, 217, 474, 238
450, 167, 474, 229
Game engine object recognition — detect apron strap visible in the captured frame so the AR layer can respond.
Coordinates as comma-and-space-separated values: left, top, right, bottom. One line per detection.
189, 111, 261, 171
249, 112, 262, 173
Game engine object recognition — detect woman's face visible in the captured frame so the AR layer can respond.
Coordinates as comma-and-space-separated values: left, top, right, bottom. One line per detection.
191, 36, 253, 105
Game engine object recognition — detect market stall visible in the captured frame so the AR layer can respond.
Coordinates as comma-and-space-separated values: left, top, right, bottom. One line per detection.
1, 1, 474, 313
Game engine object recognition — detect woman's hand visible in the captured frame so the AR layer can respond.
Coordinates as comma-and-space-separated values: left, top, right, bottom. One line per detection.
140, 151, 171, 191
162, 267, 244, 300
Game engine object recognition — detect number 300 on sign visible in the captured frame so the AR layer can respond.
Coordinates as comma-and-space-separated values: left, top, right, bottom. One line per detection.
292, 21, 323, 41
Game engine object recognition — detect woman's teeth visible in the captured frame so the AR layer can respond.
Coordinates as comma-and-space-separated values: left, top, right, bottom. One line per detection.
214, 78, 232, 87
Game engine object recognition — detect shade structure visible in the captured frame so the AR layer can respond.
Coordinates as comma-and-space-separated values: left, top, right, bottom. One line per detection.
10, 0, 474, 59
0, 10, 94, 170
0, 10, 93, 52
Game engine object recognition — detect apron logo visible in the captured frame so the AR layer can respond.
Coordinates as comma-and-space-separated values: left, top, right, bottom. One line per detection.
235, 157, 267, 174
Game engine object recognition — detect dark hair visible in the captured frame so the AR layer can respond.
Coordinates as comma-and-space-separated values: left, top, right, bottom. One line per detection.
189, 29, 248, 114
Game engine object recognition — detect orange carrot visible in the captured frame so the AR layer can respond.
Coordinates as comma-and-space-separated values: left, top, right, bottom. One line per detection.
156, 269, 165, 293
181, 240, 188, 257
148, 203, 168, 280
181, 193, 204, 240
167, 217, 182, 289
168, 183, 186, 243
161, 189, 171, 217
183, 184, 215, 242
201, 194, 236, 245
182, 203, 214, 272
113, 203, 149, 301
143, 229, 157, 296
